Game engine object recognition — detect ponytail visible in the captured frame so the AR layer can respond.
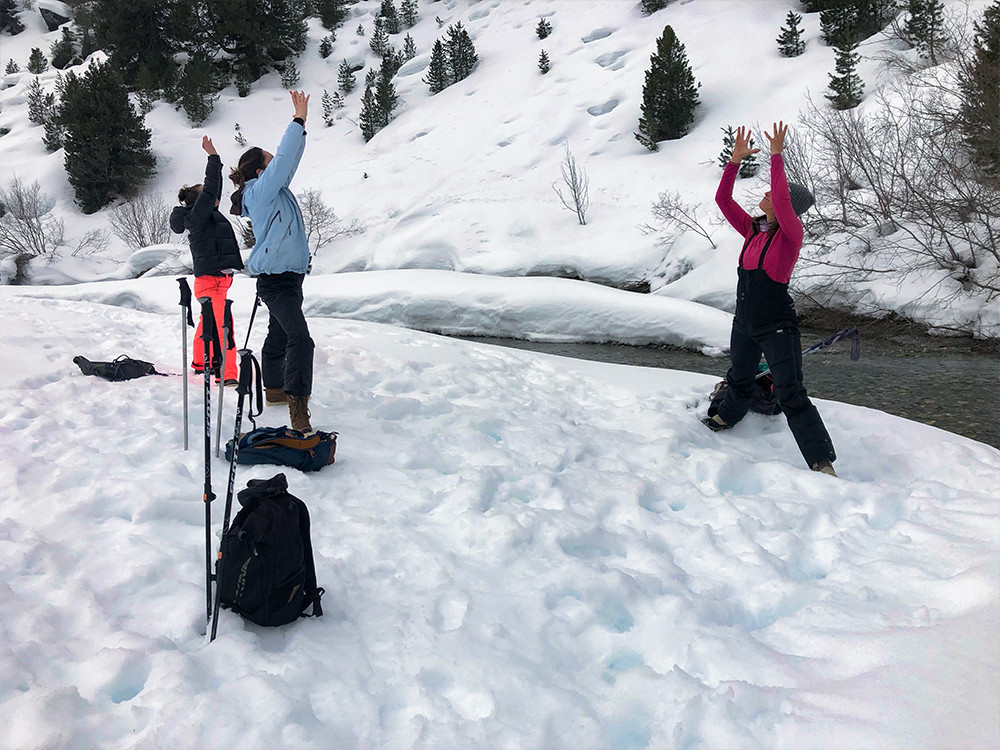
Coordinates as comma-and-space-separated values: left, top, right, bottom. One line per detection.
177, 184, 201, 207
228, 146, 265, 216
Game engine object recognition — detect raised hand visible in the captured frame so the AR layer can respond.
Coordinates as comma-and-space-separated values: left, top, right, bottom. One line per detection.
202, 135, 217, 156
730, 126, 760, 164
291, 90, 310, 121
765, 121, 789, 155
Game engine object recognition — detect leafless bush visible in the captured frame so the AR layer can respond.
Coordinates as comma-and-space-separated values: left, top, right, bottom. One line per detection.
646, 190, 717, 249
552, 143, 589, 226
0, 177, 65, 282
297, 188, 362, 255
109, 193, 170, 250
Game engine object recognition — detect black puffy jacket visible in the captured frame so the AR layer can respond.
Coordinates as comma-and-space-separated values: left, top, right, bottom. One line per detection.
170, 154, 244, 276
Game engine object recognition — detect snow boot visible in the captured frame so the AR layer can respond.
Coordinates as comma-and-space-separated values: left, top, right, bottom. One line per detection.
701, 413, 732, 432
265, 387, 288, 406
288, 395, 313, 435
811, 461, 837, 477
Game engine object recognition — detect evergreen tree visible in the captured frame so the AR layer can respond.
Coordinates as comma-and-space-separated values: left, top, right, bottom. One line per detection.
322, 89, 335, 126
400, 0, 418, 28
27, 48, 48, 75
331, 90, 344, 108
42, 93, 65, 152
234, 122, 247, 146
403, 33, 417, 61
87, 0, 174, 88
317, 0, 349, 31
358, 85, 378, 142
818, 1, 891, 46
134, 64, 160, 115
423, 38, 450, 93
337, 58, 356, 93
365, 67, 377, 89
319, 34, 334, 59
27, 77, 46, 124
50, 26, 79, 70
718, 126, 736, 169
641, 0, 670, 15
205, 0, 307, 86
380, 0, 400, 35
370, 16, 389, 56
0, 0, 25, 36
446, 22, 478, 82
538, 49, 550, 74
60, 61, 156, 213
905, 0, 945, 64
825, 40, 864, 109
356, 23, 365, 36
177, 51, 219, 125
235, 66, 253, 97
280, 58, 301, 88
536, 18, 552, 39
959, 0, 1000, 175
375, 53, 399, 127
635, 25, 700, 151
6, 58, 19, 74
777, 11, 806, 57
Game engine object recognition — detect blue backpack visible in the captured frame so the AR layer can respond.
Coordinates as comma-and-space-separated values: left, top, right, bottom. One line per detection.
225, 426, 337, 472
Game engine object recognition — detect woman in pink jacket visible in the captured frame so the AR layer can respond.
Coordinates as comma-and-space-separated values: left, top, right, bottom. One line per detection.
704, 122, 837, 476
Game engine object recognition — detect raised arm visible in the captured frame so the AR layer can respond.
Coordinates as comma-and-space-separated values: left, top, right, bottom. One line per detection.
188, 136, 222, 227
715, 125, 756, 237
764, 121, 803, 248
252, 91, 309, 199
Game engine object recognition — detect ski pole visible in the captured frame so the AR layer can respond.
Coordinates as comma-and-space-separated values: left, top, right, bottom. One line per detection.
243, 293, 260, 350
756, 326, 860, 381
197, 296, 219, 627
214, 300, 235, 457
210, 349, 263, 642
177, 278, 193, 450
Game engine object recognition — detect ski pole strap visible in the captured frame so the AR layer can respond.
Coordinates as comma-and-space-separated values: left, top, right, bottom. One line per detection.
237, 349, 264, 429
198, 297, 222, 366
224, 299, 236, 350
242, 294, 261, 350
177, 277, 194, 327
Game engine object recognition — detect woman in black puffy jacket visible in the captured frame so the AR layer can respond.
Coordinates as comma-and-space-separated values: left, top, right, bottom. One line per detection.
170, 136, 244, 383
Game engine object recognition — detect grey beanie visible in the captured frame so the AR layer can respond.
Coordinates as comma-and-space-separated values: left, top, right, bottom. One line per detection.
788, 183, 815, 216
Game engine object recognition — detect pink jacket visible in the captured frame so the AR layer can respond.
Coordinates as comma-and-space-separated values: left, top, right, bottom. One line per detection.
715, 154, 803, 284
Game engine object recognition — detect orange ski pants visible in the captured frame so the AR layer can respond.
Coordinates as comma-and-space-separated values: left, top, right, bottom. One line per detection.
191, 274, 238, 381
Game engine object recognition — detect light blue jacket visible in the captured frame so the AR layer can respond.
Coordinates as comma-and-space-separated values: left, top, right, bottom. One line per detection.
242, 120, 310, 276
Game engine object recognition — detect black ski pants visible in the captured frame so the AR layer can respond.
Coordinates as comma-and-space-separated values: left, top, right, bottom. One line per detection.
717, 320, 836, 468
256, 272, 314, 398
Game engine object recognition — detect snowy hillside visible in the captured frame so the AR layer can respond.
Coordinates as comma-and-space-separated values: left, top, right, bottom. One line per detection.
1, 0, 996, 336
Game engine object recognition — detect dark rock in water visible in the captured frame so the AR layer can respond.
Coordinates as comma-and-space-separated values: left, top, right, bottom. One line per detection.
40, 8, 71, 32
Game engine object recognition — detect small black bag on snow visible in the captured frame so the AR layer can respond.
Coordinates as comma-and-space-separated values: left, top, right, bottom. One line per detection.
225, 425, 337, 472
217, 473, 324, 627
73, 355, 162, 382
707, 372, 782, 417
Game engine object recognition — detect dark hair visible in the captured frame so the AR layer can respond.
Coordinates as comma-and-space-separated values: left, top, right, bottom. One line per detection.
177, 184, 201, 207
228, 146, 266, 215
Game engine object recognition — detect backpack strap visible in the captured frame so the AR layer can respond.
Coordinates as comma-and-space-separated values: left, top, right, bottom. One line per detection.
295, 498, 323, 618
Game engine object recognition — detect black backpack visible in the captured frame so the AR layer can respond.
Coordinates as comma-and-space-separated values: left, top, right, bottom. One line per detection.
707, 371, 782, 417
73, 355, 163, 381
217, 473, 324, 627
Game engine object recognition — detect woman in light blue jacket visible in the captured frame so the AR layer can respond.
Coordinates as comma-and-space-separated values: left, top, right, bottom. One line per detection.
229, 91, 315, 434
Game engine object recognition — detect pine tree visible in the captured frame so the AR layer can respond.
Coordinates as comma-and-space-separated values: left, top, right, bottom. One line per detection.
0, 0, 25, 36
959, 0, 1000, 175
60, 61, 156, 213
319, 34, 334, 59
380, 0, 400, 35
403, 33, 417, 61
337, 58, 356, 93
826, 40, 864, 109
777, 10, 806, 57
85, 0, 174, 89
364, 67, 377, 89
27, 77, 46, 124
718, 126, 736, 169
331, 91, 344, 109
641, 0, 669, 15
423, 38, 450, 93
234, 122, 247, 146
536, 18, 552, 39
356, 23, 365, 36
50, 26, 79, 70
905, 0, 945, 64
370, 16, 389, 56
375, 54, 399, 128
358, 85, 378, 142
42, 93, 65, 152
6, 58, 19, 74
235, 66, 253, 97
134, 63, 159, 115
316, 0, 349, 31
27, 48, 48, 75
400, 0, 418, 28
177, 51, 219, 125
322, 89, 335, 126
446, 22, 478, 82
202, 0, 307, 86
281, 58, 301, 88
538, 49, 550, 74
381, 47, 404, 79
635, 25, 700, 151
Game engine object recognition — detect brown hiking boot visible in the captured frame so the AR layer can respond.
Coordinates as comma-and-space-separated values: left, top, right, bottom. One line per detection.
265, 387, 288, 406
288, 395, 313, 434
811, 461, 837, 477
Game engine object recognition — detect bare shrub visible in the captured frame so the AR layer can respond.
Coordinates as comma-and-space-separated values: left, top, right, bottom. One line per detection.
552, 143, 589, 225
646, 190, 718, 249
0, 176, 65, 282
109, 193, 170, 250
297, 188, 362, 255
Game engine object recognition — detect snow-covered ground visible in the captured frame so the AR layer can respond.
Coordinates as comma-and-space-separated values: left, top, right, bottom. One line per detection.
0, 280, 998, 748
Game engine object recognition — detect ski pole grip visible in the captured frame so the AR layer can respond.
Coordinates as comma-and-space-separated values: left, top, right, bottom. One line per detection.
224, 299, 236, 350
198, 297, 216, 344
178, 278, 193, 326
237, 349, 253, 396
